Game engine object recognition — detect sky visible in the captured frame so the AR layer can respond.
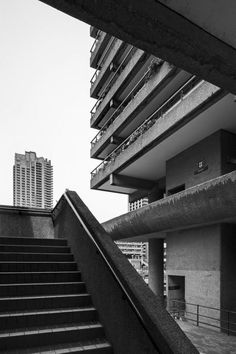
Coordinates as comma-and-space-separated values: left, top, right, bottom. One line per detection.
0, 0, 127, 222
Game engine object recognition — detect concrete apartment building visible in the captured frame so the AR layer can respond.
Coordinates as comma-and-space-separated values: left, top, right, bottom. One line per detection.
0, 2, 235, 353
89, 28, 236, 330
13, 151, 53, 209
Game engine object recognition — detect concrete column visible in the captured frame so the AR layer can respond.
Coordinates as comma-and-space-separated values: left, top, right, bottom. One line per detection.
148, 238, 164, 301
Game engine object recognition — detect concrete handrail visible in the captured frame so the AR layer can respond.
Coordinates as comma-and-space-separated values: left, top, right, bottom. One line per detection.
52, 190, 198, 354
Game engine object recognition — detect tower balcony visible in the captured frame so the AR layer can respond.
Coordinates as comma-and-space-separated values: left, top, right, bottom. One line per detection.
90, 30, 111, 69
90, 39, 129, 99
90, 63, 189, 160
90, 48, 150, 129
90, 26, 99, 38
90, 79, 227, 193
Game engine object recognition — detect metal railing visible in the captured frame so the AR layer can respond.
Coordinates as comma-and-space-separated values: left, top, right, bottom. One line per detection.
90, 45, 136, 120
169, 299, 236, 336
91, 75, 202, 179
90, 30, 102, 54
90, 36, 117, 86
90, 58, 163, 147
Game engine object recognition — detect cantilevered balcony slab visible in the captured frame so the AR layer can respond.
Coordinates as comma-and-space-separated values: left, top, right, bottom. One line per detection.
90, 49, 149, 128
91, 81, 225, 191
110, 174, 155, 191
90, 39, 124, 100
90, 31, 111, 69
90, 26, 98, 38
90, 62, 180, 158
102, 170, 236, 240
40, 0, 236, 94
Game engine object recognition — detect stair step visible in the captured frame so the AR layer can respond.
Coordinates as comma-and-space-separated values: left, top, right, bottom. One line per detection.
0, 307, 97, 330
1, 339, 112, 353
0, 261, 77, 272
0, 323, 105, 351
0, 282, 86, 297
0, 271, 81, 284
0, 236, 67, 246
0, 293, 92, 312
0, 252, 74, 262
0, 244, 70, 254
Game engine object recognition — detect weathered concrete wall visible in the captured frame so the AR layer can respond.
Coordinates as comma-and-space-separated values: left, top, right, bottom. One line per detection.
166, 225, 221, 328
221, 224, 236, 334
166, 131, 222, 192
166, 225, 221, 305
0, 206, 54, 238
221, 130, 236, 175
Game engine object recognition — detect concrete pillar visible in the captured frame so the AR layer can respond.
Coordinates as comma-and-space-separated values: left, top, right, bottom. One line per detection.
149, 238, 164, 301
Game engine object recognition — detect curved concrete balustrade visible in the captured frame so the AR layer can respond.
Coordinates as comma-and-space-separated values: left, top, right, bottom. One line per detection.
102, 170, 236, 240
53, 190, 198, 354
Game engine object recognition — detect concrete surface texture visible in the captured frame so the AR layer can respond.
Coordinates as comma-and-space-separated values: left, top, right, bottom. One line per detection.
53, 190, 198, 354
39, 0, 236, 94
0, 207, 54, 238
102, 170, 236, 240
176, 319, 236, 354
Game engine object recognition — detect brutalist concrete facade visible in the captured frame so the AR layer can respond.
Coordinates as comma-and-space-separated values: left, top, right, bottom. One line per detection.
89, 28, 236, 333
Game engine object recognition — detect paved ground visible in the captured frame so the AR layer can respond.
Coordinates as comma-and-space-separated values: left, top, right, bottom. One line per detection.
176, 319, 236, 354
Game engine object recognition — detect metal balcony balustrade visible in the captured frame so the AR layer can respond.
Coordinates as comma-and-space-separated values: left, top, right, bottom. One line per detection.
90, 45, 136, 120
90, 36, 117, 87
168, 299, 236, 336
90, 59, 163, 148
91, 75, 202, 179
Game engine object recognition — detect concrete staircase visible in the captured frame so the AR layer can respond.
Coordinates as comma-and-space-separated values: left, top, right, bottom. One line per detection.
0, 236, 112, 353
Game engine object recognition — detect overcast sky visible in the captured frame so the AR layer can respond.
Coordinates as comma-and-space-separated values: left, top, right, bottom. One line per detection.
0, 0, 127, 222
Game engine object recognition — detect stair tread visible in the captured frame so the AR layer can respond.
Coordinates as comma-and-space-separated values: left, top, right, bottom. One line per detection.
2, 339, 111, 353
0, 293, 90, 301
0, 281, 85, 286
0, 307, 96, 317
0, 322, 103, 337
0, 252, 72, 255
0, 236, 66, 240
0, 260, 76, 264
0, 271, 80, 274
0, 245, 69, 249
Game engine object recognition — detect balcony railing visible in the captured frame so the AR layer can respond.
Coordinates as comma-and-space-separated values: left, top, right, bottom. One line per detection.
91, 59, 163, 147
90, 30, 102, 54
90, 45, 136, 120
91, 75, 202, 179
168, 299, 236, 336
90, 36, 117, 87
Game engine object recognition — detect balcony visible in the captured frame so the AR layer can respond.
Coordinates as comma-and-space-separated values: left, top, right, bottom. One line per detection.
90, 31, 111, 69
90, 39, 127, 99
90, 62, 182, 159
90, 79, 227, 193
90, 47, 147, 129
90, 26, 99, 38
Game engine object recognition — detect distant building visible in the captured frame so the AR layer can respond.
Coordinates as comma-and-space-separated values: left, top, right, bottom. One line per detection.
13, 151, 53, 209
116, 197, 149, 280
